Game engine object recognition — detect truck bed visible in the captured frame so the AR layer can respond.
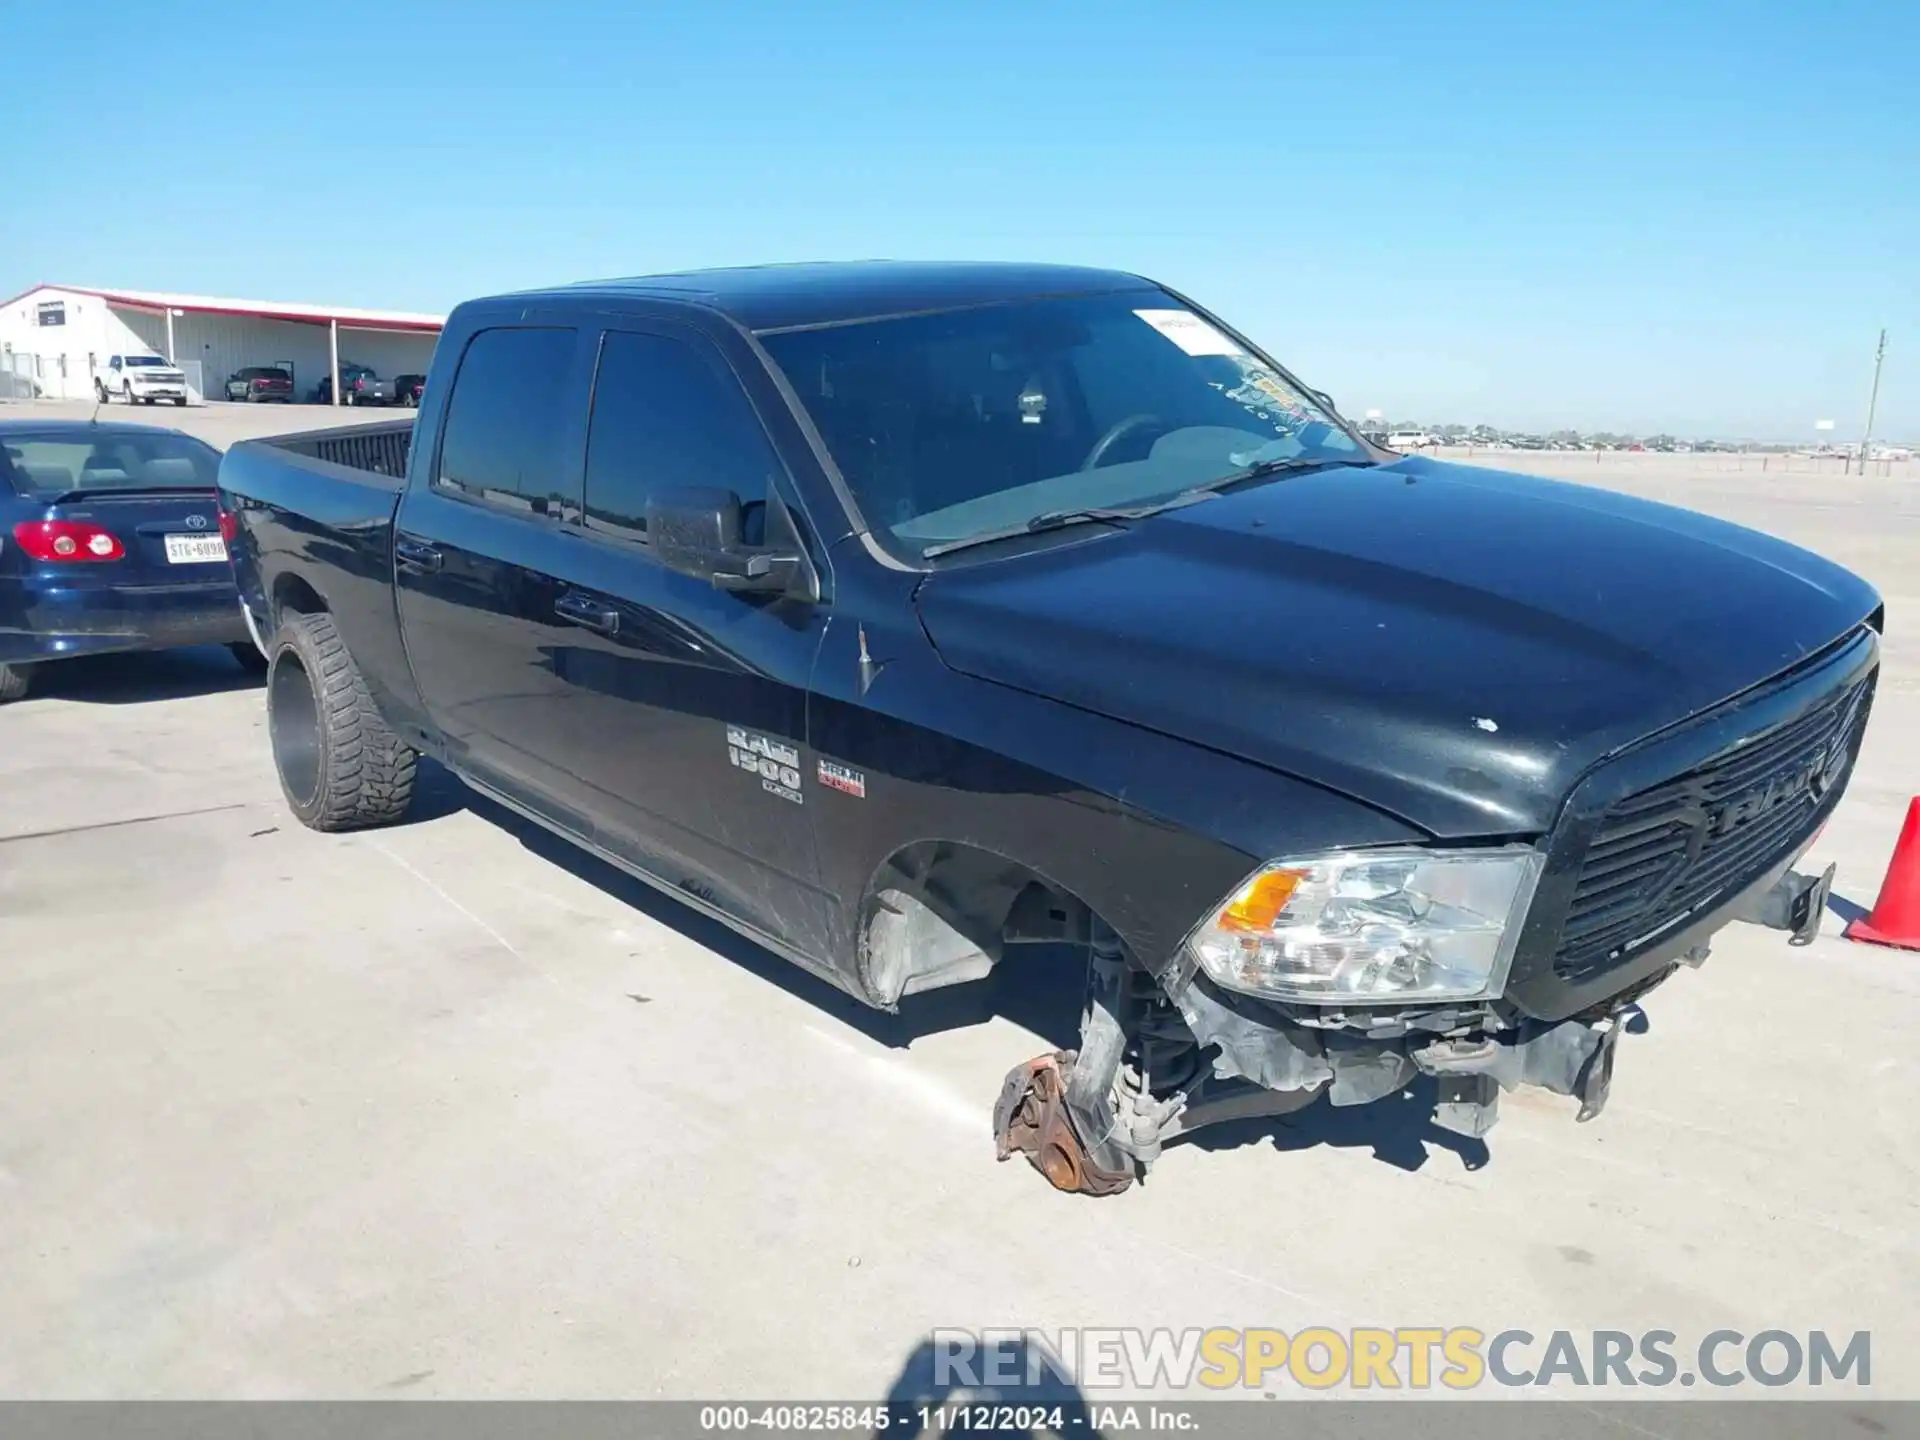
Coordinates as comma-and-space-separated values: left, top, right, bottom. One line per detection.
216, 418, 422, 729
269, 420, 413, 480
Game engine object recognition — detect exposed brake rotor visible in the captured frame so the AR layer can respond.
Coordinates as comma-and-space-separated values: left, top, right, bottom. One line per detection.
992, 1051, 1136, 1197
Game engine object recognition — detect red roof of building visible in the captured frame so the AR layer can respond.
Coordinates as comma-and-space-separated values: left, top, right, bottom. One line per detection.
4, 284, 445, 333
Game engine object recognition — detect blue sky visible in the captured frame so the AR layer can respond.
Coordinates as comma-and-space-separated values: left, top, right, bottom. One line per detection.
3, 1, 1913, 439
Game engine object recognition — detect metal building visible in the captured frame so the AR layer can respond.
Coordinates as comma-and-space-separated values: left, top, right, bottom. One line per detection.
0, 284, 444, 404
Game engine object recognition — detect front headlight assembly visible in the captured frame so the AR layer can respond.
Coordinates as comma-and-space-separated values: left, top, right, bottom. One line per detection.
1186, 847, 1543, 1005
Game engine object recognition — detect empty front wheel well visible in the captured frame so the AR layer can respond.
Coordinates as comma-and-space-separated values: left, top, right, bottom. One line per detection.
857, 840, 1096, 1009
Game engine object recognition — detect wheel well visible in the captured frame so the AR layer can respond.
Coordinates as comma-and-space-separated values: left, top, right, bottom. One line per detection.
857, 840, 1094, 1008
271, 573, 328, 628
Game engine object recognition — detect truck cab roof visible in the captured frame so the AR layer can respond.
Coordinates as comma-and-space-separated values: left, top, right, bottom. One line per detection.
511, 260, 1158, 333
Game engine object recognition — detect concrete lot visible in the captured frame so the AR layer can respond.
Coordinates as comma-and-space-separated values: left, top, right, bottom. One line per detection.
1, 401, 1917, 1400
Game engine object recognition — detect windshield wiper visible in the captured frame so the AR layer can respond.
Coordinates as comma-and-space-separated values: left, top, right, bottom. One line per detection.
919, 492, 1217, 560
1194, 453, 1369, 494
916, 456, 1368, 561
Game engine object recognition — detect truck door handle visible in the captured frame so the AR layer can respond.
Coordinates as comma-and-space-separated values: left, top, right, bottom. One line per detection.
555, 592, 620, 636
394, 537, 444, 573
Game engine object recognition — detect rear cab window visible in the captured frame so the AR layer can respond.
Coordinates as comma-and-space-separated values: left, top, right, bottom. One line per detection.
434, 326, 581, 519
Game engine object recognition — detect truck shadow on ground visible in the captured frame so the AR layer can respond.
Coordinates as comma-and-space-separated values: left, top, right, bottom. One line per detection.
1825, 891, 1871, 925
1174, 1079, 1493, 1175
420, 757, 1500, 1176
19, 644, 263, 704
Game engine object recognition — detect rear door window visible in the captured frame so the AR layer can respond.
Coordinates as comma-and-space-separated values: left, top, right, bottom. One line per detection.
581, 330, 780, 545
435, 326, 580, 518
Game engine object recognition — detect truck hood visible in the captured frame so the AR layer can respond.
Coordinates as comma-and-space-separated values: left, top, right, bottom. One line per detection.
914, 456, 1882, 836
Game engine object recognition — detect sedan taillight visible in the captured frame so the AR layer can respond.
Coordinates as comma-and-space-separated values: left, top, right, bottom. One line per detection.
13, 520, 125, 562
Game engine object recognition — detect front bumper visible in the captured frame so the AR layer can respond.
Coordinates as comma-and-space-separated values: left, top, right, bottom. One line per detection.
1162, 628, 1878, 1142
129, 386, 187, 401
1171, 849, 1836, 1138
0, 580, 249, 664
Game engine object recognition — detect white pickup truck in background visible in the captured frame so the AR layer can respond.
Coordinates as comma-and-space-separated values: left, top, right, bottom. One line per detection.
96, 354, 189, 406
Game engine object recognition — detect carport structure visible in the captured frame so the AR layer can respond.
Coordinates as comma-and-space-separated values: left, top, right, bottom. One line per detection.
0, 284, 445, 404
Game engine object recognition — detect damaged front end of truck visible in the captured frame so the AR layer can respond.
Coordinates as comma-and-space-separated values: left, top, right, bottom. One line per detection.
993, 629, 1875, 1196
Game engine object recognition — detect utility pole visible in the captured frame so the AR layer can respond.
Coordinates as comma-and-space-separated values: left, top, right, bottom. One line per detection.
1857, 328, 1887, 475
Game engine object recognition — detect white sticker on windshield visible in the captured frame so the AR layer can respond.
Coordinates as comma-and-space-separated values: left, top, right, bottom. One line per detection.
1133, 309, 1245, 357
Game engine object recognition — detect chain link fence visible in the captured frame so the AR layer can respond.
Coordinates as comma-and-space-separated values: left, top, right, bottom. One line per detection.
1, 351, 54, 400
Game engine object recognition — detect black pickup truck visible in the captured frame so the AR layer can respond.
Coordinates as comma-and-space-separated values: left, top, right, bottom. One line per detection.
219, 261, 1882, 1195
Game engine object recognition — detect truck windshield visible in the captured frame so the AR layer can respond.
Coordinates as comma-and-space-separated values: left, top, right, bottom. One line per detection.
760, 290, 1368, 560
125, 356, 171, 368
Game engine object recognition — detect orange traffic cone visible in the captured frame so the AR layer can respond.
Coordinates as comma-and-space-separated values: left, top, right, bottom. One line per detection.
1845, 798, 1920, 951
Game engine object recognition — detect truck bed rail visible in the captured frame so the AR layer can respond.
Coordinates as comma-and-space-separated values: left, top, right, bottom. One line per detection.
264, 419, 413, 478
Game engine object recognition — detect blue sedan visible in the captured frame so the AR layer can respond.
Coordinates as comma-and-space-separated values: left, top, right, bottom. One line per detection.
0, 420, 262, 702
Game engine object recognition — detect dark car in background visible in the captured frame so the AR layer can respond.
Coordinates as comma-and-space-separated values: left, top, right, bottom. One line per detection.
0, 421, 259, 702
314, 363, 396, 406
225, 366, 295, 403
393, 373, 426, 407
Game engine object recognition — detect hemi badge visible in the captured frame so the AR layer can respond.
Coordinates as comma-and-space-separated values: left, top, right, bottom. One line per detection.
818, 759, 866, 799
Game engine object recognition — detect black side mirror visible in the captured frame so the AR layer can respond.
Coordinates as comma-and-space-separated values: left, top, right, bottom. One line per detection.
646, 486, 805, 596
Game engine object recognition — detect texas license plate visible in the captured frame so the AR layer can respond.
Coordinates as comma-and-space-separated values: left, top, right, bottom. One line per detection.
164, 533, 228, 564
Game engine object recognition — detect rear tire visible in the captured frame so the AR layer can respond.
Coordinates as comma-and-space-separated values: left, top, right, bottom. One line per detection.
267, 612, 416, 831
173, 397, 187, 407
0, 663, 30, 703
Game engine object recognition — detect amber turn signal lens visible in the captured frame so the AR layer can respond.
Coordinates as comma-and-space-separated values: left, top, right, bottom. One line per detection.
1217, 870, 1304, 932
